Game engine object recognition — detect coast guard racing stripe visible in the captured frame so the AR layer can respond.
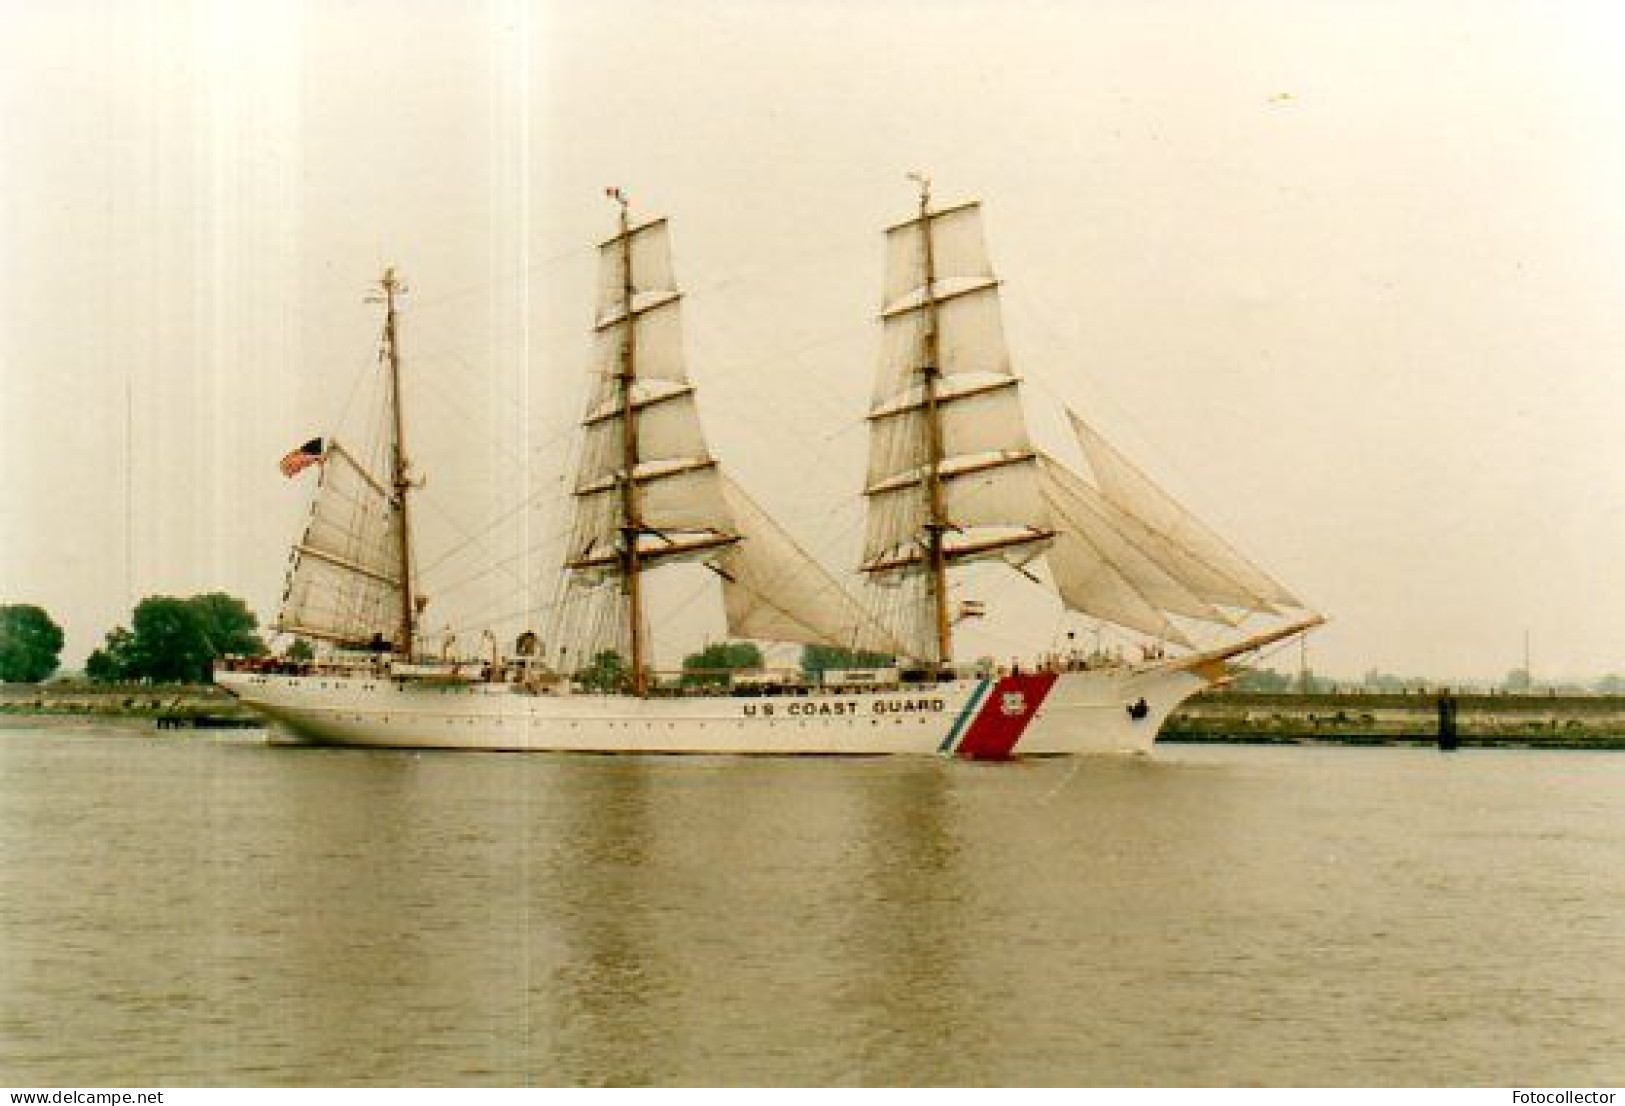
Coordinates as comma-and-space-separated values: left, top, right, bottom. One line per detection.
947, 673, 1059, 760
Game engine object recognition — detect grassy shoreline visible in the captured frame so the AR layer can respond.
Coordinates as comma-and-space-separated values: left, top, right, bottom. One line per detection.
0, 682, 254, 724
1164, 689, 1625, 748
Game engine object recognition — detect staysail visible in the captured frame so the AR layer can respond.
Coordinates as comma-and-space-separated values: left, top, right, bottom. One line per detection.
715, 473, 900, 655
1067, 411, 1299, 611
1031, 407, 1311, 647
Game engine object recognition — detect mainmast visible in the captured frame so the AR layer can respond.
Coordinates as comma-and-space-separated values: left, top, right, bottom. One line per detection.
912, 174, 954, 668
377, 268, 417, 657
611, 191, 651, 696
862, 180, 1057, 665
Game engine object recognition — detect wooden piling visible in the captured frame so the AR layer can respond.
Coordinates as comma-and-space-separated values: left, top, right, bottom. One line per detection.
1437, 692, 1459, 751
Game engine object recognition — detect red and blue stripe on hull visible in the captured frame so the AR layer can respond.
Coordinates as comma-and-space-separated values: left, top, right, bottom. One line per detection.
938, 672, 1059, 760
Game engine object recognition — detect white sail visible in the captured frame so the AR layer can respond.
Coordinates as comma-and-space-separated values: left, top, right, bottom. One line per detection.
866, 378, 1029, 489
883, 200, 995, 312
566, 214, 735, 587
864, 455, 1048, 569
715, 475, 901, 656
588, 298, 689, 404
1069, 412, 1299, 610
566, 206, 901, 665
863, 200, 1050, 596
873, 283, 1011, 407
1044, 524, 1192, 647
276, 441, 402, 646
1039, 457, 1223, 640
596, 216, 677, 324
578, 385, 709, 489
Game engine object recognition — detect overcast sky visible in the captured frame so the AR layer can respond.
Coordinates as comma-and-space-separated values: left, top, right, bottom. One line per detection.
4, 0, 1625, 682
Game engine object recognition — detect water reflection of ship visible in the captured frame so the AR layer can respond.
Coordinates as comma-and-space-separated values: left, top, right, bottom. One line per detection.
825, 764, 976, 1081
241, 750, 531, 1082
522, 758, 980, 1082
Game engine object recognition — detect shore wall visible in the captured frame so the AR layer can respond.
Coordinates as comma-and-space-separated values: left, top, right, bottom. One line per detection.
0, 682, 250, 723
1167, 690, 1625, 748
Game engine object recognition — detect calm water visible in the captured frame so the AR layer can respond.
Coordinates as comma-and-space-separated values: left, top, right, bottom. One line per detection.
1, 720, 1621, 1086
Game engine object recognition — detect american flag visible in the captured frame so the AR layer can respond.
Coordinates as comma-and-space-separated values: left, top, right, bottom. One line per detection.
279, 438, 324, 478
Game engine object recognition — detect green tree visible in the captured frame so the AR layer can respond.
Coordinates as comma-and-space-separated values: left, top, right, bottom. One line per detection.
285, 638, 315, 662
84, 592, 267, 684
1232, 666, 1292, 693
126, 597, 213, 683
84, 626, 136, 683
799, 644, 894, 679
186, 592, 267, 657
577, 649, 626, 693
681, 641, 764, 687
0, 603, 65, 683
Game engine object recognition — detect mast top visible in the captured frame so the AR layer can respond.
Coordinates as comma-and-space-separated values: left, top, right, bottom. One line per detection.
906, 171, 932, 210
367, 267, 407, 305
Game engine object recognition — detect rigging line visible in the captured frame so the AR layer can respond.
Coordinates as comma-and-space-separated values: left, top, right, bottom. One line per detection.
413, 491, 530, 589
403, 316, 582, 372
323, 327, 398, 440
401, 242, 594, 315
653, 570, 720, 635
1008, 287, 1293, 587
400, 318, 587, 460
397, 355, 530, 471
415, 474, 569, 582
442, 595, 568, 638
386, 387, 577, 587
427, 530, 564, 601
683, 313, 873, 427
402, 219, 873, 372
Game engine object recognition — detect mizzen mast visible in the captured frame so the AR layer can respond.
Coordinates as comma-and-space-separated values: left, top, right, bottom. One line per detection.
376, 267, 418, 657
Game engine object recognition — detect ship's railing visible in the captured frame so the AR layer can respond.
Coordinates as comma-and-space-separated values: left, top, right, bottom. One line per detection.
217, 645, 1140, 690
216, 652, 561, 686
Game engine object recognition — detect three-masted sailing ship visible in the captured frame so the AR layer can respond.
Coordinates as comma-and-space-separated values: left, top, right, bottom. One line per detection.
216, 183, 1321, 756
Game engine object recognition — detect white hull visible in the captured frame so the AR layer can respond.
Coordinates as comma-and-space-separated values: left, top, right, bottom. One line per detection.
216, 664, 1213, 757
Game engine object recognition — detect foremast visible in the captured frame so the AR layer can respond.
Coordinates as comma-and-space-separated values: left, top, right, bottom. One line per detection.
863, 177, 1055, 666
610, 191, 652, 696
863, 179, 1318, 666
913, 175, 955, 668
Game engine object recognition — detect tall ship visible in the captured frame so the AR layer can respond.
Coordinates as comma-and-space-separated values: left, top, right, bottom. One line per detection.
217, 181, 1321, 756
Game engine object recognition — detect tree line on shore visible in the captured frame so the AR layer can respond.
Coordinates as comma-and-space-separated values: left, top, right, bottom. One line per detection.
543, 641, 895, 693
1231, 665, 1625, 696
0, 595, 890, 689
0, 595, 266, 685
